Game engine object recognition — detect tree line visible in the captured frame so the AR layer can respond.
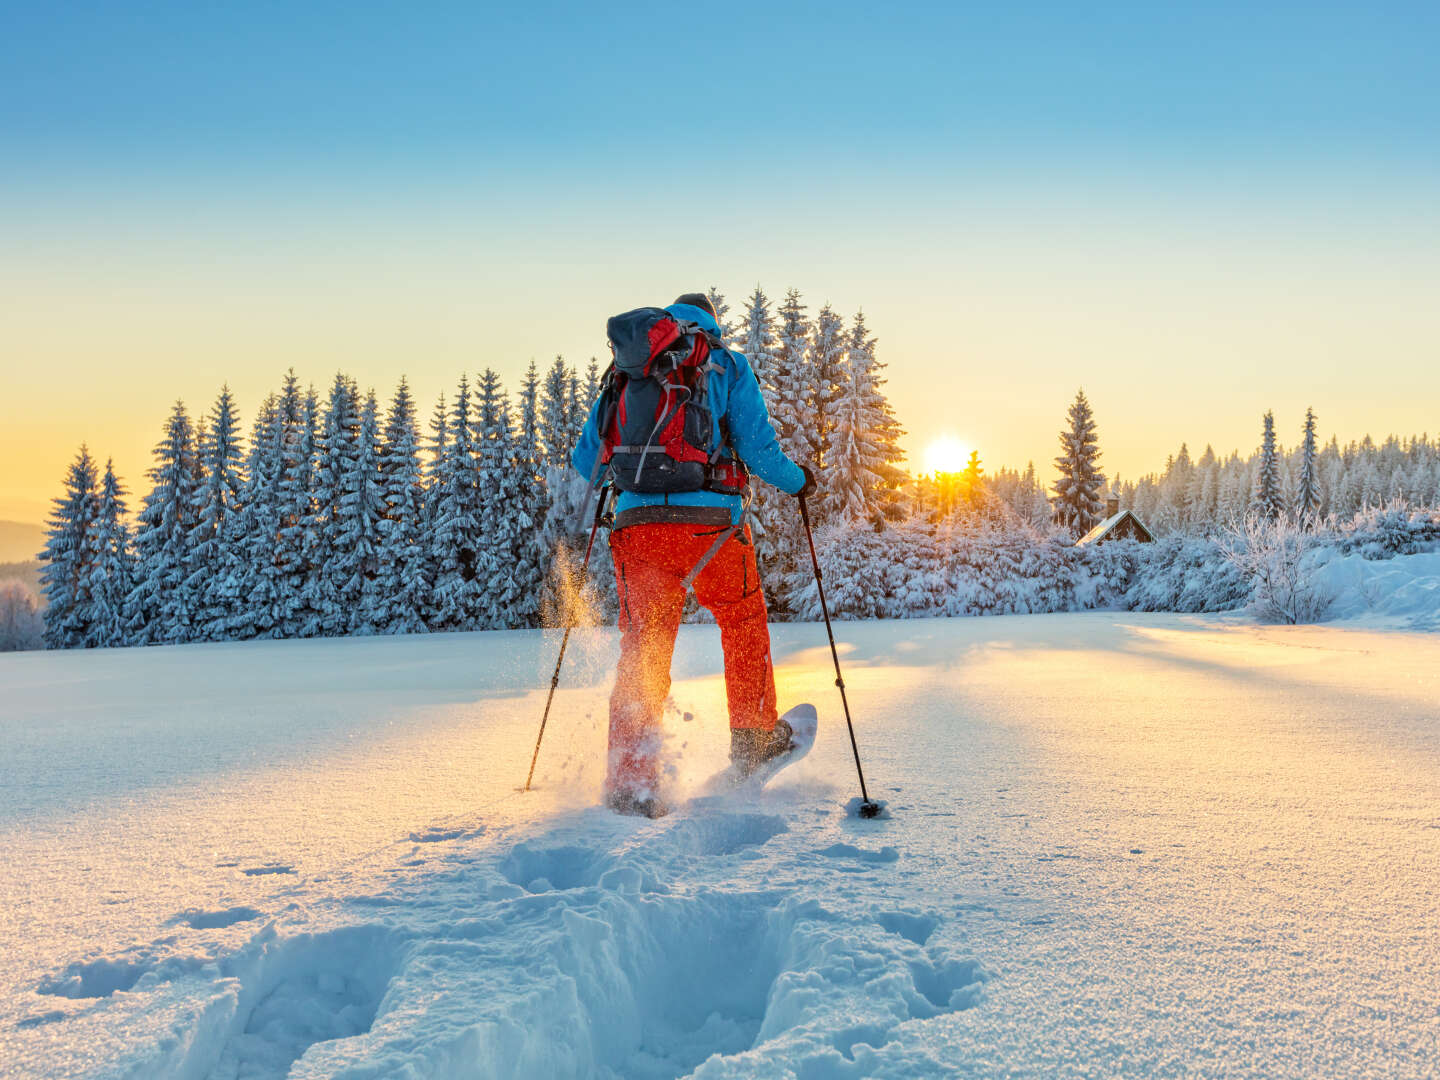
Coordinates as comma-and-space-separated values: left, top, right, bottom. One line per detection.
38, 288, 1440, 650
38, 287, 908, 648
1118, 411, 1440, 535
912, 395, 1440, 539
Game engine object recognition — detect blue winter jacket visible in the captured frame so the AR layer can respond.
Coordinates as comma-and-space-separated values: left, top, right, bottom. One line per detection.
571, 303, 806, 525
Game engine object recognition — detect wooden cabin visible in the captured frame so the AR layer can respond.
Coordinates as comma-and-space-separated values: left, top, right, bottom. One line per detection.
1076, 497, 1156, 546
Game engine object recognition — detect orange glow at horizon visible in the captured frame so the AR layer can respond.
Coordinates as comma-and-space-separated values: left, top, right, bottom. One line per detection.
923, 436, 972, 476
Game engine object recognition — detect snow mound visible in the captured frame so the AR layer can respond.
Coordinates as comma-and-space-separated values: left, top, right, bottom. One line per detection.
1314, 549, 1440, 629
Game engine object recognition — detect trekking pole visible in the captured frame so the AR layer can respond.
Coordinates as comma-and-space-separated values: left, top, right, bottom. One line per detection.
798, 495, 881, 819
524, 486, 611, 792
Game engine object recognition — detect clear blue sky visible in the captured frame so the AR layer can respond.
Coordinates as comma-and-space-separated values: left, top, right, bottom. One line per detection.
7, 2, 1437, 168
3, 1, 1438, 519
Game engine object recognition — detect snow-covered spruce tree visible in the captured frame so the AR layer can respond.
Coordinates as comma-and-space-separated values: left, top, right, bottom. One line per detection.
341, 390, 385, 634
513, 360, 554, 627
804, 303, 847, 509
88, 459, 136, 648
1407, 459, 1435, 507
429, 375, 485, 631
189, 386, 245, 640
216, 395, 280, 639
1359, 456, 1384, 510
418, 391, 450, 627
1333, 458, 1361, 519
290, 385, 324, 636
540, 357, 573, 467
735, 286, 786, 571
1017, 462, 1051, 527
740, 286, 779, 387
1159, 443, 1194, 533
827, 312, 906, 527
40, 445, 100, 649
298, 373, 359, 637
962, 450, 985, 509
581, 359, 602, 417
1321, 452, 1345, 520
827, 357, 877, 526
1386, 464, 1407, 504
127, 401, 203, 644
707, 286, 736, 340
474, 369, 514, 629
849, 312, 906, 519
1190, 445, 1219, 530
761, 289, 813, 613
1051, 389, 1106, 536
771, 289, 812, 467
269, 373, 312, 636
1217, 453, 1251, 525
1297, 407, 1321, 524
565, 368, 586, 452
1252, 410, 1283, 521
425, 391, 449, 520
374, 378, 430, 635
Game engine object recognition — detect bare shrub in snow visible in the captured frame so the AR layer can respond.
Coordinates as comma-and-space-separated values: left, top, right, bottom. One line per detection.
1221, 514, 1335, 624
0, 579, 45, 652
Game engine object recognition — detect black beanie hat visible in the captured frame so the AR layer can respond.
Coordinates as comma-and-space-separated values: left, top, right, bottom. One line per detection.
673, 292, 716, 317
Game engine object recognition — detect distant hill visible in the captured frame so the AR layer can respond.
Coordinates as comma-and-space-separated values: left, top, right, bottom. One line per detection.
0, 520, 45, 563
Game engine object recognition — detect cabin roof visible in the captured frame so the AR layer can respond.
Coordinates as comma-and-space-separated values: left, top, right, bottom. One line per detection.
1076, 509, 1155, 546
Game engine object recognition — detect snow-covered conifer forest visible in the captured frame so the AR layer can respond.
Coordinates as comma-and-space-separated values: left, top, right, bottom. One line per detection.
34, 287, 1440, 649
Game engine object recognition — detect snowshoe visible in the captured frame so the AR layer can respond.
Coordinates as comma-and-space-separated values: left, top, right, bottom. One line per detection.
702, 704, 818, 796
731, 717, 796, 778
605, 788, 670, 819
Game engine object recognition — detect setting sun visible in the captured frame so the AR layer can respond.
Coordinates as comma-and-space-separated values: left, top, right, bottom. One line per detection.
924, 435, 971, 475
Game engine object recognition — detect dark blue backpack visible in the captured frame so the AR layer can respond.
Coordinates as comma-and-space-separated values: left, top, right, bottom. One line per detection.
596, 308, 747, 495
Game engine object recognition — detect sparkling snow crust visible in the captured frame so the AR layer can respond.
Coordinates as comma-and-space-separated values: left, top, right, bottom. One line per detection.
2, 615, 1438, 1077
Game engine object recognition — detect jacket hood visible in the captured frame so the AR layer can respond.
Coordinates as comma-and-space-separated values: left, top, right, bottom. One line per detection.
666, 302, 722, 338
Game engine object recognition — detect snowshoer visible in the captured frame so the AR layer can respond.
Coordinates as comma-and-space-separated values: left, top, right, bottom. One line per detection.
572, 292, 815, 817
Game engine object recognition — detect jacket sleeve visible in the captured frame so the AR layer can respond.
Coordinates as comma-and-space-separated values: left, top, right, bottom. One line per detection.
725, 351, 807, 495
570, 393, 604, 481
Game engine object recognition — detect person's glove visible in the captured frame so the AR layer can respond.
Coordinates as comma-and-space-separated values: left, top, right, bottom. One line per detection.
796, 465, 818, 500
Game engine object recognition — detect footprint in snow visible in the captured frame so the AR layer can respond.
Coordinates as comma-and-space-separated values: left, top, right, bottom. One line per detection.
36, 954, 166, 1000
667, 813, 788, 857
169, 906, 264, 930
876, 910, 939, 945
200, 925, 403, 1080
407, 826, 476, 844
818, 842, 900, 864
15, 1010, 69, 1029
498, 843, 608, 893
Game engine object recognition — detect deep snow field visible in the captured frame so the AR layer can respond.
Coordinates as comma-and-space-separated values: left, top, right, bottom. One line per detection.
2, 613, 1439, 1078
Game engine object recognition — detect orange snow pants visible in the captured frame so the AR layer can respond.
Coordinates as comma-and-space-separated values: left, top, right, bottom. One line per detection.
608, 520, 778, 792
